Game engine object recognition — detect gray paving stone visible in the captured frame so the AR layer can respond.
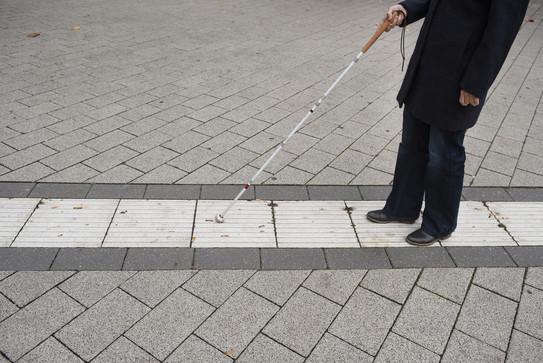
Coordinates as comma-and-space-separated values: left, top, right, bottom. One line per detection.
515, 284, 543, 340
506, 329, 543, 363
0, 271, 13, 281
183, 270, 255, 307
123, 248, 194, 270
417, 268, 474, 304
197, 288, 279, 358
526, 267, 543, 290
441, 330, 506, 363
0, 182, 34, 197
237, 334, 303, 363
165, 335, 232, 363
264, 287, 341, 357
375, 332, 440, 363
324, 248, 392, 269
261, 249, 327, 270
41, 145, 97, 171
144, 184, 200, 199
56, 289, 150, 361
506, 187, 543, 202
51, 248, 126, 271
330, 287, 401, 356
505, 247, 543, 267
28, 183, 90, 198
201, 184, 255, 200
121, 270, 196, 308
456, 285, 518, 350
92, 336, 159, 363
462, 187, 514, 201
361, 268, 420, 304
126, 288, 214, 361
393, 287, 460, 354
0, 162, 55, 182
125, 146, 179, 173
40, 164, 99, 183
387, 247, 456, 268
0, 288, 84, 361
193, 248, 260, 270
255, 185, 309, 200
303, 270, 366, 305
244, 270, 310, 306
358, 186, 392, 200
87, 183, 145, 199
0, 293, 18, 322
473, 267, 525, 301
180, 164, 230, 184
0, 248, 58, 271
59, 271, 136, 308
306, 333, 372, 363
447, 247, 517, 267
307, 186, 361, 200
17, 337, 84, 363
0, 271, 74, 307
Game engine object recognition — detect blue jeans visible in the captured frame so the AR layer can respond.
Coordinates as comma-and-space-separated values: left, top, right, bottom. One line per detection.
383, 107, 466, 238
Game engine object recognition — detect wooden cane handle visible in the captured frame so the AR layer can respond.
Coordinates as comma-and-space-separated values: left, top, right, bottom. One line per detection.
362, 12, 399, 53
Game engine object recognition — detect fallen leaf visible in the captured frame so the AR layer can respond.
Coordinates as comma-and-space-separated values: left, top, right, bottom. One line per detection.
73, 206, 84, 209
221, 235, 230, 238
258, 225, 265, 228
27, 33, 40, 37
191, 237, 196, 242
72, 26, 80, 30
206, 219, 214, 222
219, 10, 226, 14
173, 21, 178, 25
524, 18, 536, 22
51, 206, 58, 209
225, 349, 236, 356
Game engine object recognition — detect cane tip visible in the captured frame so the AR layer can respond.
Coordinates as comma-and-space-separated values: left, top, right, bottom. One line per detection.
215, 214, 225, 223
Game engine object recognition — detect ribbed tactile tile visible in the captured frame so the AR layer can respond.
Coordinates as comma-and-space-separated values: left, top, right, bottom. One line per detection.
487, 202, 543, 246
274, 201, 358, 248
192, 200, 275, 248
0, 199, 40, 247
348, 201, 421, 247
12, 199, 118, 247
441, 202, 516, 247
103, 200, 196, 247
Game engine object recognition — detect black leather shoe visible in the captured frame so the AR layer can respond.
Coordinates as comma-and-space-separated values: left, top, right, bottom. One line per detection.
406, 228, 451, 246
366, 210, 416, 224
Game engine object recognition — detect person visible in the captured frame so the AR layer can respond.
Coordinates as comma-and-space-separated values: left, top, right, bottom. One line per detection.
366, 0, 530, 246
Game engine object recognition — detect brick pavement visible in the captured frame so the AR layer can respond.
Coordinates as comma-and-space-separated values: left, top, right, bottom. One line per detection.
1, 0, 542, 186
1, 268, 542, 362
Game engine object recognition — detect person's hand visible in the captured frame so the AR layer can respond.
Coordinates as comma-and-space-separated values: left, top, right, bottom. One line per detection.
459, 89, 480, 107
381, 4, 407, 32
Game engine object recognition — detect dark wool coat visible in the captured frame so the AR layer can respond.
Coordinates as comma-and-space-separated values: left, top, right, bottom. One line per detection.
397, 0, 529, 130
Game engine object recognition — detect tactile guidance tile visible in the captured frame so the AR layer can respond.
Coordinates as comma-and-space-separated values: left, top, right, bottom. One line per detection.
274, 201, 358, 248
193, 200, 276, 248
103, 200, 196, 247
488, 202, 543, 246
12, 199, 118, 247
0, 199, 40, 247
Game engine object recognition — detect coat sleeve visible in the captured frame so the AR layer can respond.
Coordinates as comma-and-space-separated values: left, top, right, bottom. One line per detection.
399, 0, 431, 25
460, 0, 529, 98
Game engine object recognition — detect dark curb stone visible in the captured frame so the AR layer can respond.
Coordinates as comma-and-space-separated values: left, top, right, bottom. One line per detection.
255, 186, 309, 201
144, 185, 200, 199
0, 248, 58, 270
462, 187, 513, 202
506, 187, 543, 202
193, 248, 260, 270
386, 247, 456, 268
0, 182, 35, 198
308, 186, 361, 201
504, 247, 543, 267
51, 248, 126, 270
446, 247, 517, 267
87, 184, 146, 199
123, 248, 193, 270
359, 186, 392, 200
261, 249, 327, 270
201, 185, 255, 200
324, 248, 391, 269
28, 183, 91, 199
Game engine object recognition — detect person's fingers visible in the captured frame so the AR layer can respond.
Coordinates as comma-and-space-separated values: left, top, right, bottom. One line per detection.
459, 91, 467, 106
